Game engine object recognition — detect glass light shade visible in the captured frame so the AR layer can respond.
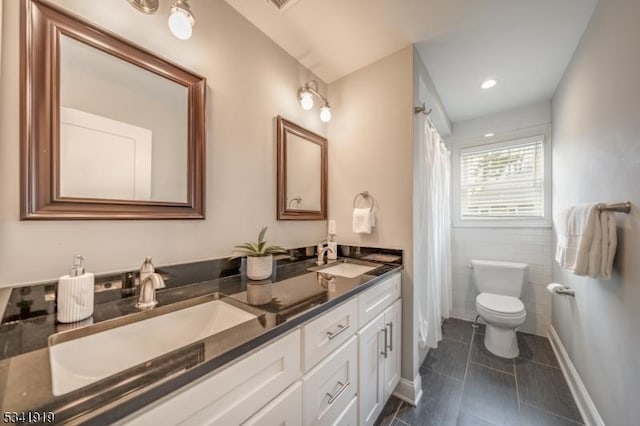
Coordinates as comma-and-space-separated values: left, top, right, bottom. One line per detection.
168, 7, 194, 40
319, 105, 332, 122
299, 92, 314, 110
481, 79, 497, 89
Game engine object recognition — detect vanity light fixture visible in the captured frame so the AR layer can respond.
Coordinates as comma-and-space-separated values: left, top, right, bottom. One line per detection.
484, 132, 495, 138
168, 0, 195, 40
127, 0, 159, 14
319, 103, 332, 122
126, 0, 196, 40
298, 88, 314, 111
481, 79, 497, 89
297, 80, 332, 122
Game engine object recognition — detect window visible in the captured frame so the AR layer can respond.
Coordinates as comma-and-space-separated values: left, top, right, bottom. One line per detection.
452, 129, 551, 227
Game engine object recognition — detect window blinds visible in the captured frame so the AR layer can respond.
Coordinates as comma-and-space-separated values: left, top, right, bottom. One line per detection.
460, 138, 544, 218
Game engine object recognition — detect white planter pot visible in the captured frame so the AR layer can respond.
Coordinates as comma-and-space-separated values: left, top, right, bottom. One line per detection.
246, 255, 273, 280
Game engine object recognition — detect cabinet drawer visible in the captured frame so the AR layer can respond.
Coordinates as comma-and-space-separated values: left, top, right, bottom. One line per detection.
358, 273, 400, 327
333, 396, 357, 426
302, 298, 358, 372
302, 336, 358, 426
124, 330, 301, 426
243, 381, 302, 426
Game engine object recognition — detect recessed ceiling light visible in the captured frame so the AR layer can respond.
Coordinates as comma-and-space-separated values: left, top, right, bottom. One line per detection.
481, 79, 497, 89
484, 133, 495, 138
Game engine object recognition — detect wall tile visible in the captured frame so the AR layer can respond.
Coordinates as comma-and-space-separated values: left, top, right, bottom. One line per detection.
451, 227, 553, 336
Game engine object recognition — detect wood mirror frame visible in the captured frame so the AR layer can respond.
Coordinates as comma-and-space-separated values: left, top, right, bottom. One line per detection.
276, 116, 327, 220
20, 0, 206, 220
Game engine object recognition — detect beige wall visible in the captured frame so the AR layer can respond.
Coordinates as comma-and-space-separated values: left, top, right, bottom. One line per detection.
551, 0, 640, 424
0, 0, 328, 287
328, 46, 416, 380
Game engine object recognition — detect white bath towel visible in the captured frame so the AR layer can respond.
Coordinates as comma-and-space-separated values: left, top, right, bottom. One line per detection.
555, 203, 600, 276
587, 208, 603, 279
352, 208, 373, 234
599, 211, 617, 280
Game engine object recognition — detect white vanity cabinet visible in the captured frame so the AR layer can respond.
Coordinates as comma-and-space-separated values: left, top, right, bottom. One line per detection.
121, 330, 301, 426
357, 296, 402, 426
121, 271, 402, 426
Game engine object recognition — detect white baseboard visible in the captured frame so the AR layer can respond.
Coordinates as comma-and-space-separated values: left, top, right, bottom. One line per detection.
547, 325, 605, 426
392, 375, 423, 407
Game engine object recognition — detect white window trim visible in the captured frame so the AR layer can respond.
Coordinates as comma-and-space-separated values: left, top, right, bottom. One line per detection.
452, 125, 552, 228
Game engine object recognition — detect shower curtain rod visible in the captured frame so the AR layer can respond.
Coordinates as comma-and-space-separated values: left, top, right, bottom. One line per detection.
414, 102, 432, 115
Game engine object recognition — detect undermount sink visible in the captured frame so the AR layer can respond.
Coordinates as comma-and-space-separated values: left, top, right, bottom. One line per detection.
49, 298, 256, 396
311, 261, 378, 278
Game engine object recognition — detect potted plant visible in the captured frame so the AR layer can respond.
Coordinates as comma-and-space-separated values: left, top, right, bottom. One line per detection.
230, 227, 287, 280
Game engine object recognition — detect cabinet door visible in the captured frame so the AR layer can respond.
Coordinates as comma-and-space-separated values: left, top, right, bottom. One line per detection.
243, 382, 302, 426
302, 336, 358, 426
357, 313, 385, 426
383, 299, 402, 399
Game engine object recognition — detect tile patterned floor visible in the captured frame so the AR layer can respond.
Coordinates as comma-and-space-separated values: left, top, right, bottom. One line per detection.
375, 318, 583, 426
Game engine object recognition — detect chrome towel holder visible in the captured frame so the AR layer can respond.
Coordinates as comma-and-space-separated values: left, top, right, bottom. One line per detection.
599, 201, 631, 214
353, 191, 375, 211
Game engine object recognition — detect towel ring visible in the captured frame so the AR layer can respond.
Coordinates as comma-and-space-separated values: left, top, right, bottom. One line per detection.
353, 191, 375, 211
288, 196, 302, 208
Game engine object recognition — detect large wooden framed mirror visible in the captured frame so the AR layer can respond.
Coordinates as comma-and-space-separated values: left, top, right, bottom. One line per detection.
276, 116, 327, 220
20, 0, 206, 219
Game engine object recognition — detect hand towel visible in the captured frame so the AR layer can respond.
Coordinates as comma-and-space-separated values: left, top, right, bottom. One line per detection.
353, 208, 372, 234
599, 211, 617, 279
555, 203, 599, 276
587, 205, 603, 278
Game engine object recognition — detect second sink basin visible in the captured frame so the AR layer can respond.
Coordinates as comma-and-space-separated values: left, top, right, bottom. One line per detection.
312, 261, 378, 278
49, 298, 257, 396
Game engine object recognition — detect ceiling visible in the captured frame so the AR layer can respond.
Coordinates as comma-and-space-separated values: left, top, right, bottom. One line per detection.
224, 0, 597, 122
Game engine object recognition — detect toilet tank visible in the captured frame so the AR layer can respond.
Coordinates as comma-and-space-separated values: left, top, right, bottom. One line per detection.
470, 260, 528, 297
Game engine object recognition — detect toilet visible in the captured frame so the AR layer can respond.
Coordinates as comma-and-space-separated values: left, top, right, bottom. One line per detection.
470, 259, 528, 359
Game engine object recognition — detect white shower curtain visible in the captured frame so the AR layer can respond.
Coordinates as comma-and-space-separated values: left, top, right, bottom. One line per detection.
416, 119, 452, 349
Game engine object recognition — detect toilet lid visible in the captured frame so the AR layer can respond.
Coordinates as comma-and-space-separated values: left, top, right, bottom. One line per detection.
477, 293, 525, 314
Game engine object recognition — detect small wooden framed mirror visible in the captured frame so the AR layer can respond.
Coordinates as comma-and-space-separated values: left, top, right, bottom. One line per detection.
21, 0, 206, 219
276, 116, 327, 220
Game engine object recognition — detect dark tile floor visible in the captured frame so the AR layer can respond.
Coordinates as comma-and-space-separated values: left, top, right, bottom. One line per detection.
375, 318, 583, 426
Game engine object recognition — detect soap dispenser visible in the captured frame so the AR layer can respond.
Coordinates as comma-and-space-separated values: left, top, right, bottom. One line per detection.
57, 255, 95, 323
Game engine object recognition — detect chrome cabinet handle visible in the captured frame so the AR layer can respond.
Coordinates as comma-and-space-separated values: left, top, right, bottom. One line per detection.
386, 322, 393, 351
327, 323, 350, 340
326, 380, 350, 404
380, 327, 388, 358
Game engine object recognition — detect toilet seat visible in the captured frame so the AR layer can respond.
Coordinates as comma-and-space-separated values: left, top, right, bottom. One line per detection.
476, 293, 525, 316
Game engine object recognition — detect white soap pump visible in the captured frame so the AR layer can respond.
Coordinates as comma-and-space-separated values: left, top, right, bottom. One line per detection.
57, 255, 95, 323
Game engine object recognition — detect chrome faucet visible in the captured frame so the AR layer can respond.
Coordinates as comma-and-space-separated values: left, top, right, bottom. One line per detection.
316, 242, 335, 265
136, 273, 166, 309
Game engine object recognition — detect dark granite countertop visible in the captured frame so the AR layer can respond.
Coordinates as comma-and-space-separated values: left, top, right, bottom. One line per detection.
0, 256, 402, 425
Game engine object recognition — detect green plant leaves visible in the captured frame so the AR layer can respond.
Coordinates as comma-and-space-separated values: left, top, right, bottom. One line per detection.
229, 226, 287, 259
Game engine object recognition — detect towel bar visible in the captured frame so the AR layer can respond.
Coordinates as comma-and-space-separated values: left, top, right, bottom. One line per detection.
599, 201, 631, 214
